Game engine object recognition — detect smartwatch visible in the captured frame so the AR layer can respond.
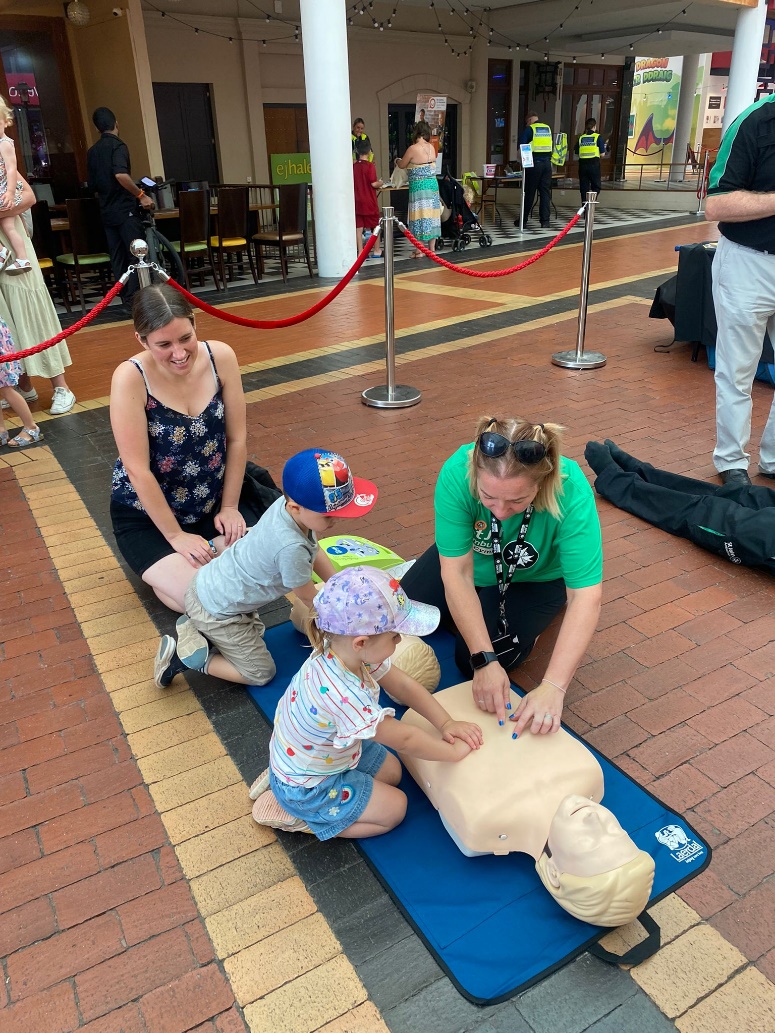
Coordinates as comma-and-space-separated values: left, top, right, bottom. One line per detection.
470, 650, 498, 670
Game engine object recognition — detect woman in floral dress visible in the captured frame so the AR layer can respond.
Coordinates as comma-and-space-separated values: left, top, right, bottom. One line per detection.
395, 122, 441, 259
110, 283, 254, 612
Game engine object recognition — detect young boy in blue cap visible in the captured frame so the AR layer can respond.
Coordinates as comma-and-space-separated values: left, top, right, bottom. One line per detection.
153, 449, 378, 688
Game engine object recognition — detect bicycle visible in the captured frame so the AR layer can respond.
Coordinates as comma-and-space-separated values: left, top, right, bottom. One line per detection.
135, 208, 186, 285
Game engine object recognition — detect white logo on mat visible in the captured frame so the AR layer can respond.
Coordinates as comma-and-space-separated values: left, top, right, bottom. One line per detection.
655, 824, 703, 863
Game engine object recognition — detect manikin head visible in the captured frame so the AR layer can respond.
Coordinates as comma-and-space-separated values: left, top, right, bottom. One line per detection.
535, 795, 655, 926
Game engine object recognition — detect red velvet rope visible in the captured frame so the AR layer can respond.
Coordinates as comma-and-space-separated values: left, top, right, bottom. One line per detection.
0, 279, 125, 363
399, 210, 583, 277
166, 232, 378, 329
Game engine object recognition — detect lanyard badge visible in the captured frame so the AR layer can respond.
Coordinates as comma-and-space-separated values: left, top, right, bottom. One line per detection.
490, 505, 533, 638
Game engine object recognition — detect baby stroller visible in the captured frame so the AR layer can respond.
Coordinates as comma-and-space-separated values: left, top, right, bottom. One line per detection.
438, 169, 493, 252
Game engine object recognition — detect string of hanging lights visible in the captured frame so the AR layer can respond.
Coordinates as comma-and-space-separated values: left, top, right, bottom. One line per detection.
140, 0, 694, 61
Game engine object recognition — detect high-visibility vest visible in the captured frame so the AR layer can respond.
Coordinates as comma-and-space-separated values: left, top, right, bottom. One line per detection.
530, 123, 553, 155
578, 132, 603, 159
551, 133, 568, 166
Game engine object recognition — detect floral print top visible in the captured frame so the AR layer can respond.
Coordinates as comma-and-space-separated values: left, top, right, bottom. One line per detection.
111, 342, 227, 524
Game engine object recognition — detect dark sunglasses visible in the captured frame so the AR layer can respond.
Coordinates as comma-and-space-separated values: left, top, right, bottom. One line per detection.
478, 431, 547, 465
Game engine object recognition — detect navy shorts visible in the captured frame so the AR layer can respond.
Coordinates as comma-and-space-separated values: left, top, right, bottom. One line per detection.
270, 739, 389, 840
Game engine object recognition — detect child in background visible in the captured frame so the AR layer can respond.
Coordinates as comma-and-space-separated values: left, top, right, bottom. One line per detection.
0, 97, 32, 275
251, 566, 483, 839
0, 316, 42, 448
353, 138, 383, 260
154, 448, 378, 689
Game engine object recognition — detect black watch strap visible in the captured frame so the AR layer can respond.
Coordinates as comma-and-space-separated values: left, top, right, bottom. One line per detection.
470, 650, 499, 670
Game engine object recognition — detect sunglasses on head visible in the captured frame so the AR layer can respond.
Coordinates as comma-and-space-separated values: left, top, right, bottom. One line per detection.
478, 424, 547, 465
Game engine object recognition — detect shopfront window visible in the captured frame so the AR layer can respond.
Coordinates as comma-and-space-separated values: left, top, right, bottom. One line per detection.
487, 59, 512, 165
0, 18, 85, 202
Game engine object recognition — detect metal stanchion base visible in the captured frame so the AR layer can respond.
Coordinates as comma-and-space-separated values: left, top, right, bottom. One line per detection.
362, 384, 422, 408
551, 350, 607, 370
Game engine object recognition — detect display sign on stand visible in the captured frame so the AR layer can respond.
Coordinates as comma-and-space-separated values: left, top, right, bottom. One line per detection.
415, 94, 447, 174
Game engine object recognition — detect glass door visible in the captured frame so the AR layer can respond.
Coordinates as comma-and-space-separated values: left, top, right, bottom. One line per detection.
560, 64, 622, 179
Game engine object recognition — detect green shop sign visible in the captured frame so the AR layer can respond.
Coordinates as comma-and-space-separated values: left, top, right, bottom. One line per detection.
271, 153, 312, 184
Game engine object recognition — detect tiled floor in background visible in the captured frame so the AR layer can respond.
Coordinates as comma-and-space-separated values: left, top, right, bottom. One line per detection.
2, 215, 774, 1033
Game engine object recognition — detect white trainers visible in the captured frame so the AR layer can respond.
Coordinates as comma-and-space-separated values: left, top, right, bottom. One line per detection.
1, 386, 37, 410
48, 387, 76, 415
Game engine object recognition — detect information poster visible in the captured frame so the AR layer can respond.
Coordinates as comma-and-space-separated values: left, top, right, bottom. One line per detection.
627, 56, 683, 166
415, 93, 447, 173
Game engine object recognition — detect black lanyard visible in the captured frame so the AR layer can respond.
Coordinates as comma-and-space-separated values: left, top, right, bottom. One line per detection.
491, 505, 533, 636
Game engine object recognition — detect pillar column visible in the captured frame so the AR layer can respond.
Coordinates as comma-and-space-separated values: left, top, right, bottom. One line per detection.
723, 0, 767, 133
299, 0, 355, 277
669, 52, 699, 183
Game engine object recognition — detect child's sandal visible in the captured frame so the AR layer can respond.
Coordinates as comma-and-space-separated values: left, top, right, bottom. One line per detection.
7, 426, 43, 448
5, 259, 32, 276
248, 768, 270, 800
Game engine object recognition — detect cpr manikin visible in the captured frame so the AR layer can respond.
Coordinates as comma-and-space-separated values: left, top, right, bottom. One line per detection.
401, 682, 655, 927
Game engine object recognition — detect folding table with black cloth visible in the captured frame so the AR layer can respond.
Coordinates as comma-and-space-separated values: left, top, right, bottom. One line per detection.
650, 242, 775, 385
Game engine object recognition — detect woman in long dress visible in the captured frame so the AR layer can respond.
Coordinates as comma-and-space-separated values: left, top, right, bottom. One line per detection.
0, 207, 76, 417
395, 122, 441, 259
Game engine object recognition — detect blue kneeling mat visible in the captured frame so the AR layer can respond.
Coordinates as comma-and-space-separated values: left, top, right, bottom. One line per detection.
247, 623, 711, 1005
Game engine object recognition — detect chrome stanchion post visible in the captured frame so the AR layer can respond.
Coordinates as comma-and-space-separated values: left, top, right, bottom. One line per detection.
519, 173, 526, 232
130, 239, 153, 288
696, 151, 710, 217
362, 207, 422, 408
552, 192, 607, 370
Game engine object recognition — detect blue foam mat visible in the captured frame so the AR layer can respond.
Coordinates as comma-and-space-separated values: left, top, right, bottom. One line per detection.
247, 623, 711, 1004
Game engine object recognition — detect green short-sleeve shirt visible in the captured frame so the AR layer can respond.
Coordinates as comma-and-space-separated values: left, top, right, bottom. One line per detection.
434, 445, 603, 589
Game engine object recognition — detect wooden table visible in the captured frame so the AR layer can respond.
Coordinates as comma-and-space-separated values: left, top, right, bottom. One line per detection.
51, 202, 277, 234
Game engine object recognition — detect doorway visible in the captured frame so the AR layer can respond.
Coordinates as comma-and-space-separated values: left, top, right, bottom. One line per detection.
387, 103, 458, 176
560, 64, 622, 180
263, 104, 309, 160
153, 82, 219, 185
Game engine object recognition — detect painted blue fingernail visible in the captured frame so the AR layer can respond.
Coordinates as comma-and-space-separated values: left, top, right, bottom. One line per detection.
512, 732, 518, 740
499, 719, 504, 726
506, 703, 512, 710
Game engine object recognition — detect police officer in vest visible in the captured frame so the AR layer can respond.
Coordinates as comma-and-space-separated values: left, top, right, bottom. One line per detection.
351, 117, 374, 163
514, 112, 554, 230
575, 118, 607, 208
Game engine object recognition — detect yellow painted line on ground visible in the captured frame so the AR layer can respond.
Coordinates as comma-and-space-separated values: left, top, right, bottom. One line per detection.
9, 447, 388, 1033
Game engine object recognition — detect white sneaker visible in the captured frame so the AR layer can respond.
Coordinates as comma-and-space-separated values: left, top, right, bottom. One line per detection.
0, 386, 36, 409
48, 386, 76, 415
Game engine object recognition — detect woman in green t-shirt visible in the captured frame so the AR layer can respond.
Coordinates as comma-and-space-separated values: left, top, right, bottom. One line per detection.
401, 416, 603, 736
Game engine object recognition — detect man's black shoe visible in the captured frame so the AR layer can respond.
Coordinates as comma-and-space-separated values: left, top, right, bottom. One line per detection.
719, 468, 752, 486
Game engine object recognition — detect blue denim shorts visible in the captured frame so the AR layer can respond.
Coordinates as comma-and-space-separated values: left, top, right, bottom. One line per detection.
270, 739, 389, 840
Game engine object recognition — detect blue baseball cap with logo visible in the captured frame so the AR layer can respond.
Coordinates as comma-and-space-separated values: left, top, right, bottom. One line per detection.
282, 449, 378, 518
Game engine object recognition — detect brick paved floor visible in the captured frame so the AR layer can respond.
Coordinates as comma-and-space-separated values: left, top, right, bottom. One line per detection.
1, 214, 774, 1033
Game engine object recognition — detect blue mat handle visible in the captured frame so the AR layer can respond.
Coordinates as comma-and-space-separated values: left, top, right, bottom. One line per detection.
588, 910, 661, 967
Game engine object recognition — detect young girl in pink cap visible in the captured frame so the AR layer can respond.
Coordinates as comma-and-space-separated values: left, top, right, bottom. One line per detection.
251, 566, 483, 839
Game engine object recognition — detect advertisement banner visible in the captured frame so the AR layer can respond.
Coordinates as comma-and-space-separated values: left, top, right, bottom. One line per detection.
415, 93, 447, 173
627, 56, 683, 167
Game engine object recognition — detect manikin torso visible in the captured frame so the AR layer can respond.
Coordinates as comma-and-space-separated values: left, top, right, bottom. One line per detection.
401, 681, 604, 858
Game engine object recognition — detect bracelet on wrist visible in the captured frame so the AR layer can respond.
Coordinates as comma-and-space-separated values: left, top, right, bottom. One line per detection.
542, 677, 567, 694
137, 189, 145, 199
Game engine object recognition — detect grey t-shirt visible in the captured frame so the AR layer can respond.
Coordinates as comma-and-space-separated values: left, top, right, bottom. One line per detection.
195, 496, 317, 617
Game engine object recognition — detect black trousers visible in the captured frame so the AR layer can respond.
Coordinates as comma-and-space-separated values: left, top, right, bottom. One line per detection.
400, 544, 567, 676
586, 442, 775, 575
525, 160, 552, 227
104, 210, 147, 303
578, 158, 602, 207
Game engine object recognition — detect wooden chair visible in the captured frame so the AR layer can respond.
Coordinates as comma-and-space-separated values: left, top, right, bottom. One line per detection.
172, 189, 221, 291
478, 166, 500, 223
210, 186, 258, 287
30, 200, 71, 312
252, 184, 313, 283
56, 198, 111, 312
